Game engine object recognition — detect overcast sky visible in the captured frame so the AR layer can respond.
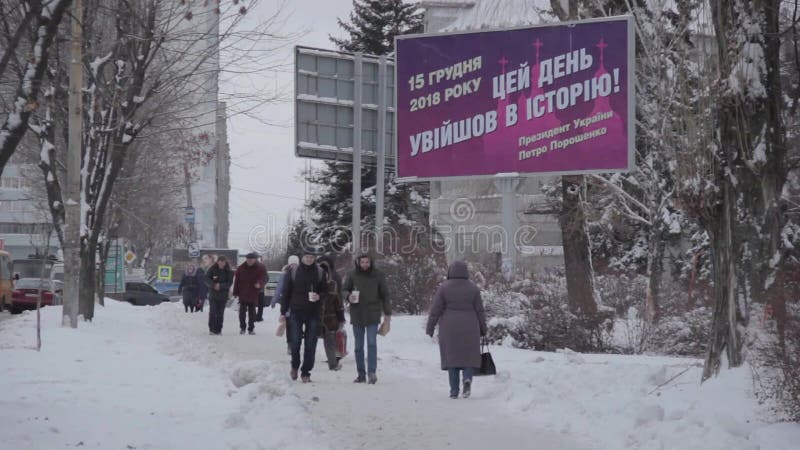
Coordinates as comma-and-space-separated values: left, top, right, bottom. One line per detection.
224, 0, 355, 252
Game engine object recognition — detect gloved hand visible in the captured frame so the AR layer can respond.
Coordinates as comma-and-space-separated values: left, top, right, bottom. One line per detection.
279, 315, 286, 323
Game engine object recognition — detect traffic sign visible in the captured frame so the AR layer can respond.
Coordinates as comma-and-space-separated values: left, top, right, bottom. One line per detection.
124, 250, 136, 264
184, 207, 196, 224
188, 241, 200, 258
157, 265, 173, 281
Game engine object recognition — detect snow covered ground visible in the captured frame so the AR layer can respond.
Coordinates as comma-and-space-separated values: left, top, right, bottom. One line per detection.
1, 301, 797, 450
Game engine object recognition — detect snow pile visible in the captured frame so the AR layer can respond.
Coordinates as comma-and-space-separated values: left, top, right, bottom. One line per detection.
0, 302, 326, 450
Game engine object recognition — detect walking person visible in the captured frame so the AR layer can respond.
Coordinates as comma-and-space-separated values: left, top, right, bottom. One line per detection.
271, 255, 299, 355
319, 262, 345, 371
195, 265, 208, 312
179, 264, 200, 313
255, 256, 267, 322
206, 256, 233, 335
426, 261, 487, 399
280, 248, 326, 382
233, 252, 267, 335
342, 253, 391, 384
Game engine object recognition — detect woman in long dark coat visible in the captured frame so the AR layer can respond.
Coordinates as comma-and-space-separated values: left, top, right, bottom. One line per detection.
426, 260, 487, 399
179, 264, 199, 313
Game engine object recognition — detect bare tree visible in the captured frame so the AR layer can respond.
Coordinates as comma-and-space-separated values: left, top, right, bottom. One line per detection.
0, 0, 71, 177
27, 0, 296, 320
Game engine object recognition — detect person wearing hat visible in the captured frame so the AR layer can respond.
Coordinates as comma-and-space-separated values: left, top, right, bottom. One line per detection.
233, 252, 268, 335
280, 247, 326, 382
271, 255, 299, 354
205, 256, 233, 335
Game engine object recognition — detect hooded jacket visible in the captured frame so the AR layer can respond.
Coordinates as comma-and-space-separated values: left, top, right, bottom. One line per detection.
342, 254, 391, 326
426, 261, 487, 370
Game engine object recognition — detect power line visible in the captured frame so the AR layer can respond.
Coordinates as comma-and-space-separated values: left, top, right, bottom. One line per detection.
230, 186, 304, 201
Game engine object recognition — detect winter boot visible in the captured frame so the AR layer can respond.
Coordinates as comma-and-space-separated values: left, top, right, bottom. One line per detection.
240, 329, 246, 335
462, 380, 471, 399
290, 368, 298, 381
354, 374, 366, 383
301, 375, 311, 383
450, 393, 459, 399
248, 330, 255, 335
368, 373, 377, 385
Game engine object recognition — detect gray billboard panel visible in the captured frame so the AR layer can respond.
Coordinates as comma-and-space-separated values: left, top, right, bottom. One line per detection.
295, 46, 396, 167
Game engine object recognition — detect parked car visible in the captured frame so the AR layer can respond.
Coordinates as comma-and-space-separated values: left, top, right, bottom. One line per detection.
10, 278, 62, 314
266, 271, 283, 303
152, 281, 182, 303
122, 282, 170, 306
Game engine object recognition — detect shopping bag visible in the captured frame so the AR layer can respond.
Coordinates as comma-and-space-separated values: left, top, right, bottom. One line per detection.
275, 322, 286, 337
335, 328, 348, 357
476, 338, 496, 376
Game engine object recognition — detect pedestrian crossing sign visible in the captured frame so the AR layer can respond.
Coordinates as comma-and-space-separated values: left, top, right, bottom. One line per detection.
157, 265, 172, 281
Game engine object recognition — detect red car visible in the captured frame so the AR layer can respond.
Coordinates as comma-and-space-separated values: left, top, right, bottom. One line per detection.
10, 278, 61, 314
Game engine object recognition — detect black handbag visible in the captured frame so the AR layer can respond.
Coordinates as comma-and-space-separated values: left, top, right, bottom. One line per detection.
477, 337, 496, 376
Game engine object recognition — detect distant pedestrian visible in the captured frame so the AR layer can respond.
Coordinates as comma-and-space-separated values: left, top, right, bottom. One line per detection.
179, 264, 199, 313
280, 247, 326, 382
206, 256, 233, 335
255, 256, 267, 322
425, 261, 487, 399
319, 262, 345, 371
195, 266, 208, 312
342, 253, 391, 384
271, 255, 299, 354
233, 252, 267, 335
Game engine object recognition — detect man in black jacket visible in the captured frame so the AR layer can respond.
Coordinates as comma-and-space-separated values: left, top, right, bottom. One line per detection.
280, 247, 326, 382
205, 256, 234, 335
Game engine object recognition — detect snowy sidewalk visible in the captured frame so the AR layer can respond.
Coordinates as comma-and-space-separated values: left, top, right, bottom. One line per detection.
160, 304, 589, 450
2, 301, 798, 450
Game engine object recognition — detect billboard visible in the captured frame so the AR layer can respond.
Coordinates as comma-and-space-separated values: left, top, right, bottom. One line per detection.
395, 16, 634, 180
295, 46, 395, 166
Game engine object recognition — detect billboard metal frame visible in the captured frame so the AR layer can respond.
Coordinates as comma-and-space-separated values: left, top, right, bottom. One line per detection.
294, 45, 397, 168
393, 15, 635, 182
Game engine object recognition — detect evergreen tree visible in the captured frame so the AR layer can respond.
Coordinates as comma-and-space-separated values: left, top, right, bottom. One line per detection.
301, 0, 426, 254
330, 0, 423, 54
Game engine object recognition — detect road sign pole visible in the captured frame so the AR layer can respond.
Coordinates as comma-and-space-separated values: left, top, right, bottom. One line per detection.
376, 55, 387, 255
352, 52, 363, 256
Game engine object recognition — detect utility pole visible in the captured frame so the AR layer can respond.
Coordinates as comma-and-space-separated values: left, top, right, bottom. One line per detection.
63, 0, 82, 328
352, 53, 363, 256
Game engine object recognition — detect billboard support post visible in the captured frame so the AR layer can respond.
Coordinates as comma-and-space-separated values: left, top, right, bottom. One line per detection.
352, 52, 363, 256
376, 55, 388, 254
495, 177, 520, 278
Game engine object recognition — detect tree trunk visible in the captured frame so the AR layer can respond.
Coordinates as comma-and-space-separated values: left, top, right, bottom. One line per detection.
645, 225, 665, 322
78, 239, 97, 321
703, 182, 744, 380
559, 175, 598, 316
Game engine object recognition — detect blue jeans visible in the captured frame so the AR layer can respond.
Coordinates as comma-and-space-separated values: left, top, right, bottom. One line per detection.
290, 310, 320, 377
448, 368, 474, 396
352, 324, 378, 375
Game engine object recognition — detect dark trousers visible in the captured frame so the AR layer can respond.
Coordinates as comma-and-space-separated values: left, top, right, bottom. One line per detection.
289, 310, 320, 377
208, 294, 227, 333
322, 331, 339, 369
448, 367, 475, 396
255, 292, 265, 321
239, 303, 256, 332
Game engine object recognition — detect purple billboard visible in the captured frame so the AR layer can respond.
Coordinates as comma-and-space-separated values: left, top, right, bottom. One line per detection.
395, 16, 634, 180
